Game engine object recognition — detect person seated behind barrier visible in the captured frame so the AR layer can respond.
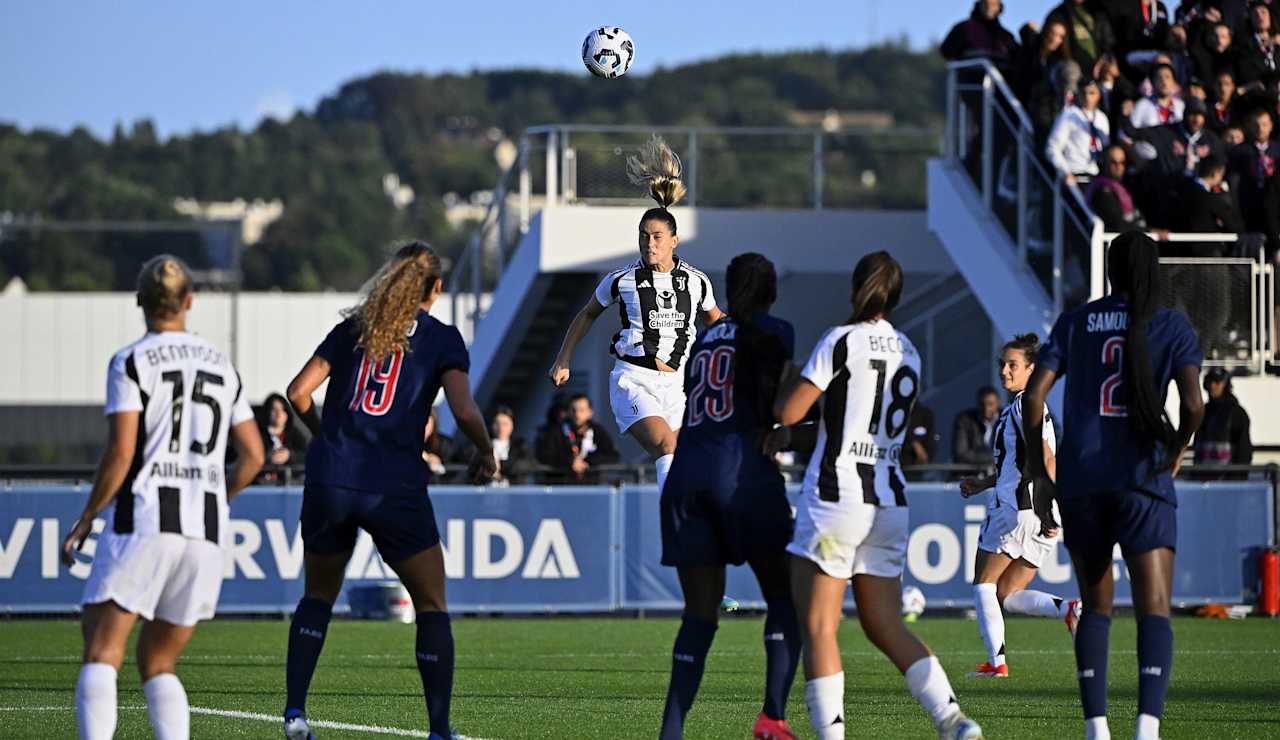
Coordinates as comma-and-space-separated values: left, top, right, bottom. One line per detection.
1172, 154, 1243, 250
422, 407, 455, 481
453, 405, 532, 486
1192, 368, 1252, 479
952, 386, 1001, 470
256, 393, 310, 481
535, 394, 620, 484
1047, 78, 1111, 184
1089, 144, 1152, 231
900, 402, 941, 482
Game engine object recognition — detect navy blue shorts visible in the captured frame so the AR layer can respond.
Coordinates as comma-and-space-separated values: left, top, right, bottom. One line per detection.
301, 485, 441, 564
1060, 488, 1177, 562
660, 453, 792, 568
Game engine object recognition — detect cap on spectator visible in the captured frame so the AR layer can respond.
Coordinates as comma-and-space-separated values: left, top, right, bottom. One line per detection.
1184, 96, 1208, 117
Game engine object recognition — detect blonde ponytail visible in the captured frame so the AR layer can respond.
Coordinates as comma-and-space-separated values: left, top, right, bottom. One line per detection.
627, 136, 687, 208
345, 241, 442, 363
136, 254, 194, 319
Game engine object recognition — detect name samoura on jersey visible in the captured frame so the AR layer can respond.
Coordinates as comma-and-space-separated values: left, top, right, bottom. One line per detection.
801, 320, 920, 507
104, 331, 253, 545
594, 256, 715, 371
990, 390, 1057, 510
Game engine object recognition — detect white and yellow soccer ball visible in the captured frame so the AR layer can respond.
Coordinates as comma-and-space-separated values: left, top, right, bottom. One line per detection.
902, 585, 927, 621
582, 26, 635, 78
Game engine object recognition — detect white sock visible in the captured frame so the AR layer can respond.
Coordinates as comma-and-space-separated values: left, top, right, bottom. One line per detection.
905, 656, 961, 727
804, 672, 845, 740
1003, 589, 1067, 618
655, 454, 674, 494
1085, 715, 1111, 740
1135, 713, 1160, 740
144, 673, 190, 740
973, 583, 1006, 667
76, 663, 118, 740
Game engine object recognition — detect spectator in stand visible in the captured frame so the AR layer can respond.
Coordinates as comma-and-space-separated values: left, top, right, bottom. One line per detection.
1192, 368, 1253, 477
1135, 96, 1225, 219
1231, 1, 1280, 95
1227, 107, 1280, 233
1094, 52, 1138, 121
1045, 0, 1116, 76
452, 405, 533, 485
942, 0, 1021, 79
1112, 0, 1175, 68
1173, 153, 1244, 238
952, 385, 1001, 469
535, 394, 620, 484
1263, 166, 1280, 257
1015, 18, 1072, 103
1207, 69, 1245, 134
1088, 144, 1152, 230
422, 407, 454, 481
1191, 22, 1238, 81
1033, 60, 1084, 140
1048, 78, 1111, 184
900, 403, 941, 482
1131, 63, 1187, 127
255, 393, 310, 482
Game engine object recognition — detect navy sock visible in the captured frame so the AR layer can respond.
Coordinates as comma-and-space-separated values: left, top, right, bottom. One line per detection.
415, 611, 455, 738
762, 595, 801, 721
1136, 615, 1173, 719
285, 597, 333, 715
1074, 611, 1112, 719
659, 616, 718, 740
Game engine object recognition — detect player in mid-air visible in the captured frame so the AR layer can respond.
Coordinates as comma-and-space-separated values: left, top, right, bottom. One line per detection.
958, 332, 1080, 678
775, 252, 982, 740
62, 255, 265, 740
281, 242, 497, 740
1023, 231, 1204, 740
548, 136, 722, 495
658, 253, 804, 740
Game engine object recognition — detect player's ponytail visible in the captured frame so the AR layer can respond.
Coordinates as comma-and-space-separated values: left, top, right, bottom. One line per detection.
725, 252, 778, 321
346, 241, 442, 363
628, 135, 686, 234
136, 254, 193, 320
1001, 332, 1041, 365
848, 251, 903, 324
1108, 230, 1180, 468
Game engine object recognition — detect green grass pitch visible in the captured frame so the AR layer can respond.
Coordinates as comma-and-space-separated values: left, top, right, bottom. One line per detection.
1, 615, 1277, 738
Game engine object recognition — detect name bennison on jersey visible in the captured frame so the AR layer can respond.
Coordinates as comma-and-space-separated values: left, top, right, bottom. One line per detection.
595, 256, 716, 371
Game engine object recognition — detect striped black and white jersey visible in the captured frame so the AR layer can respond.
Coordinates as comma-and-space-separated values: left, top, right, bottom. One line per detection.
593, 256, 716, 372
103, 331, 253, 545
800, 320, 921, 507
990, 390, 1057, 511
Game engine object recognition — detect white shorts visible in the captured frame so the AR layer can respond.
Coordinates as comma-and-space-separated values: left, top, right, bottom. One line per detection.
81, 531, 223, 626
977, 506, 1058, 568
787, 494, 909, 579
608, 361, 685, 434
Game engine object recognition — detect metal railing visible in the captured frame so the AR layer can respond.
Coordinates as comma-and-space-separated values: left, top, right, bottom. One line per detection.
1097, 233, 1277, 374
445, 122, 942, 339
945, 59, 1103, 315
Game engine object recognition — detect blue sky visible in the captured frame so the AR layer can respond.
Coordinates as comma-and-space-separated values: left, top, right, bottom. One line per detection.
2, 0, 1057, 138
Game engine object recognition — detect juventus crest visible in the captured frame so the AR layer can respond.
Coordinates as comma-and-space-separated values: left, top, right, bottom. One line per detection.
674, 275, 686, 291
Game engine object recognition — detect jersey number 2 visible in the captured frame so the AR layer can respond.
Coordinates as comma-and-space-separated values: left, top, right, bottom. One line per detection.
350, 351, 404, 416
1099, 336, 1127, 417
686, 346, 734, 427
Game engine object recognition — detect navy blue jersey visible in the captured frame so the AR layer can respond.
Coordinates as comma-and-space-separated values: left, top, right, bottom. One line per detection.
1038, 294, 1201, 503
679, 315, 791, 455
305, 311, 469, 495
750, 312, 795, 361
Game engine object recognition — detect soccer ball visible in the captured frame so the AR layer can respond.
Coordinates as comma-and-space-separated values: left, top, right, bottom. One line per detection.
582, 26, 635, 78
902, 585, 927, 621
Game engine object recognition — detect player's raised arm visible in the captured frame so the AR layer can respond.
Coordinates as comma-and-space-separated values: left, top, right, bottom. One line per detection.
61, 411, 139, 566
548, 297, 605, 387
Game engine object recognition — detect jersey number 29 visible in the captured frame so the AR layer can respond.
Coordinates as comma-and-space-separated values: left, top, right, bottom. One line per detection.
687, 346, 734, 427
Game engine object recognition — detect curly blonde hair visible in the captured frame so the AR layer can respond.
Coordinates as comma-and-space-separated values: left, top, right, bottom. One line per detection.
345, 242, 442, 362
626, 136, 687, 208
137, 254, 194, 319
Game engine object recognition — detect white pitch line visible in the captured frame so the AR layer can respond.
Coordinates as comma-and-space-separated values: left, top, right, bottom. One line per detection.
0, 705, 490, 739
